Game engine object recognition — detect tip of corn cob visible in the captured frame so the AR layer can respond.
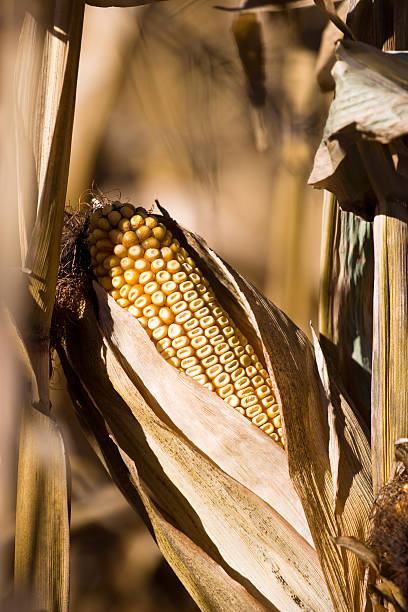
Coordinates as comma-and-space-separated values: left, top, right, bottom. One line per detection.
87, 201, 284, 447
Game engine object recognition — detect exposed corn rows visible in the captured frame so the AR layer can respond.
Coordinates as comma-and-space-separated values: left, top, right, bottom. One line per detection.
87, 201, 284, 446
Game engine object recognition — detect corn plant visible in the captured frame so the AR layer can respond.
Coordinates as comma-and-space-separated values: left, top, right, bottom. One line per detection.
3, 1, 408, 611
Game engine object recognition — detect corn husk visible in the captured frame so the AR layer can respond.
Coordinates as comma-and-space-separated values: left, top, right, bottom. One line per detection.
56, 208, 376, 609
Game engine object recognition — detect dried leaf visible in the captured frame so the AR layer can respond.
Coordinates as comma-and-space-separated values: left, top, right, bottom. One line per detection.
14, 406, 70, 612
309, 40, 408, 217
333, 536, 380, 574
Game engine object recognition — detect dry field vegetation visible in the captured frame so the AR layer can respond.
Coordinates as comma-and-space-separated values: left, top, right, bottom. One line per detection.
1, 1, 408, 611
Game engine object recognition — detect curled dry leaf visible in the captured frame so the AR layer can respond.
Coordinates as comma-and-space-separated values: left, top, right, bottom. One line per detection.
55, 204, 372, 610
309, 39, 408, 219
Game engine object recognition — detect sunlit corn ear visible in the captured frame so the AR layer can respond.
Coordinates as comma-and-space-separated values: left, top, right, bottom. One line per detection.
86, 201, 284, 447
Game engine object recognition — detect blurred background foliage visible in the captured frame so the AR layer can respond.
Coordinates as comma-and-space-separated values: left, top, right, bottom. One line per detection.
3, 2, 331, 610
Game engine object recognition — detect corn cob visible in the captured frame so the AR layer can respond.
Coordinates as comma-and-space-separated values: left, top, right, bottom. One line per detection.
87, 202, 284, 446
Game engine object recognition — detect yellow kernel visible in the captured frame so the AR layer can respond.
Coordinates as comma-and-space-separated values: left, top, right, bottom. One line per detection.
246, 365, 257, 378
202, 355, 218, 368
124, 269, 139, 285
223, 326, 234, 338
277, 428, 284, 439
176, 252, 185, 263
215, 342, 229, 356
119, 257, 134, 271
201, 315, 215, 329
136, 225, 151, 241
256, 385, 270, 400
195, 283, 206, 294
196, 307, 210, 319
117, 218, 131, 232
207, 364, 222, 379
196, 345, 213, 359
142, 237, 160, 250
260, 423, 274, 435
253, 413, 268, 427
152, 291, 166, 306
255, 362, 263, 372
130, 214, 144, 229
192, 372, 207, 383
202, 290, 215, 303
273, 414, 281, 429
234, 346, 245, 357
139, 271, 154, 285
113, 244, 127, 258
109, 265, 123, 278
142, 216, 156, 229
145, 248, 160, 262
153, 324, 169, 339
159, 307, 174, 324
162, 232, 172, 246
187, 328, 202, 339
162, 281, 177, 295
166, 291, 182, 306
152, 225, 166, 240
161, 247, 173, 261
172, 336, 189, 350
210, 334, 225, 346
144, 281, 159, 295
167, 356, 180, 368
224, 360, 239, 375
173, 271, 188, 284
262, 395, 276, 409
137, 316, 149, 329
156, 338, 171, 352
227, 395, 240, 408
184, 318, 199, 332
266, 404, 280, 418
171, 300, 187, 315
120, 205, 135, 218
112, 275, 125, 289
184, 290, 198, 303
128, 305, 142, 317
181, 356, 198, 369
152, 326, 168, 341
151, 258, 165, 273
128, 285, 143, 302
175, 310, 192, 324
177, 346, 195, 360
168, 323, 183, 339
214, 373, 231, 389
127, 245, 143, 260
218, 383, 234, 398
239, 355, 251, 367
191, 335, 206, 350
242, 395, 258, 409
133, 259, 149, 273
170, 239, 179, 250
147, 316, 161, 330
235, 376, 250, 391
182, 263, 194, 274
117, 298, 130, 308
204, 382, 214, 391
143, 304, 159, 318
119, 284, 131, 298
245, 344, 255, 355
190, 298, 204, 312
99, 277, 113, 290
167, 260, 181, 274
236, 388, 254, 401
122, 231, 137, 247
180, 281, 195, 293
220, 351, 234, 364
217, 316, 229, 328
252, 375, 264, 388
110, 289, 121, 299
231, 367, 245, 382
204, 326, 220, 339
135, 295, 151, 309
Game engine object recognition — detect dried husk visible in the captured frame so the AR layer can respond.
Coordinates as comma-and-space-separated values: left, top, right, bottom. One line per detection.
57, 207, 374, 610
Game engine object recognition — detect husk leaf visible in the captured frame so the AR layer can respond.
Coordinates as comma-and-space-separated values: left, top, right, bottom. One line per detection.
57, 210, 336, 610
